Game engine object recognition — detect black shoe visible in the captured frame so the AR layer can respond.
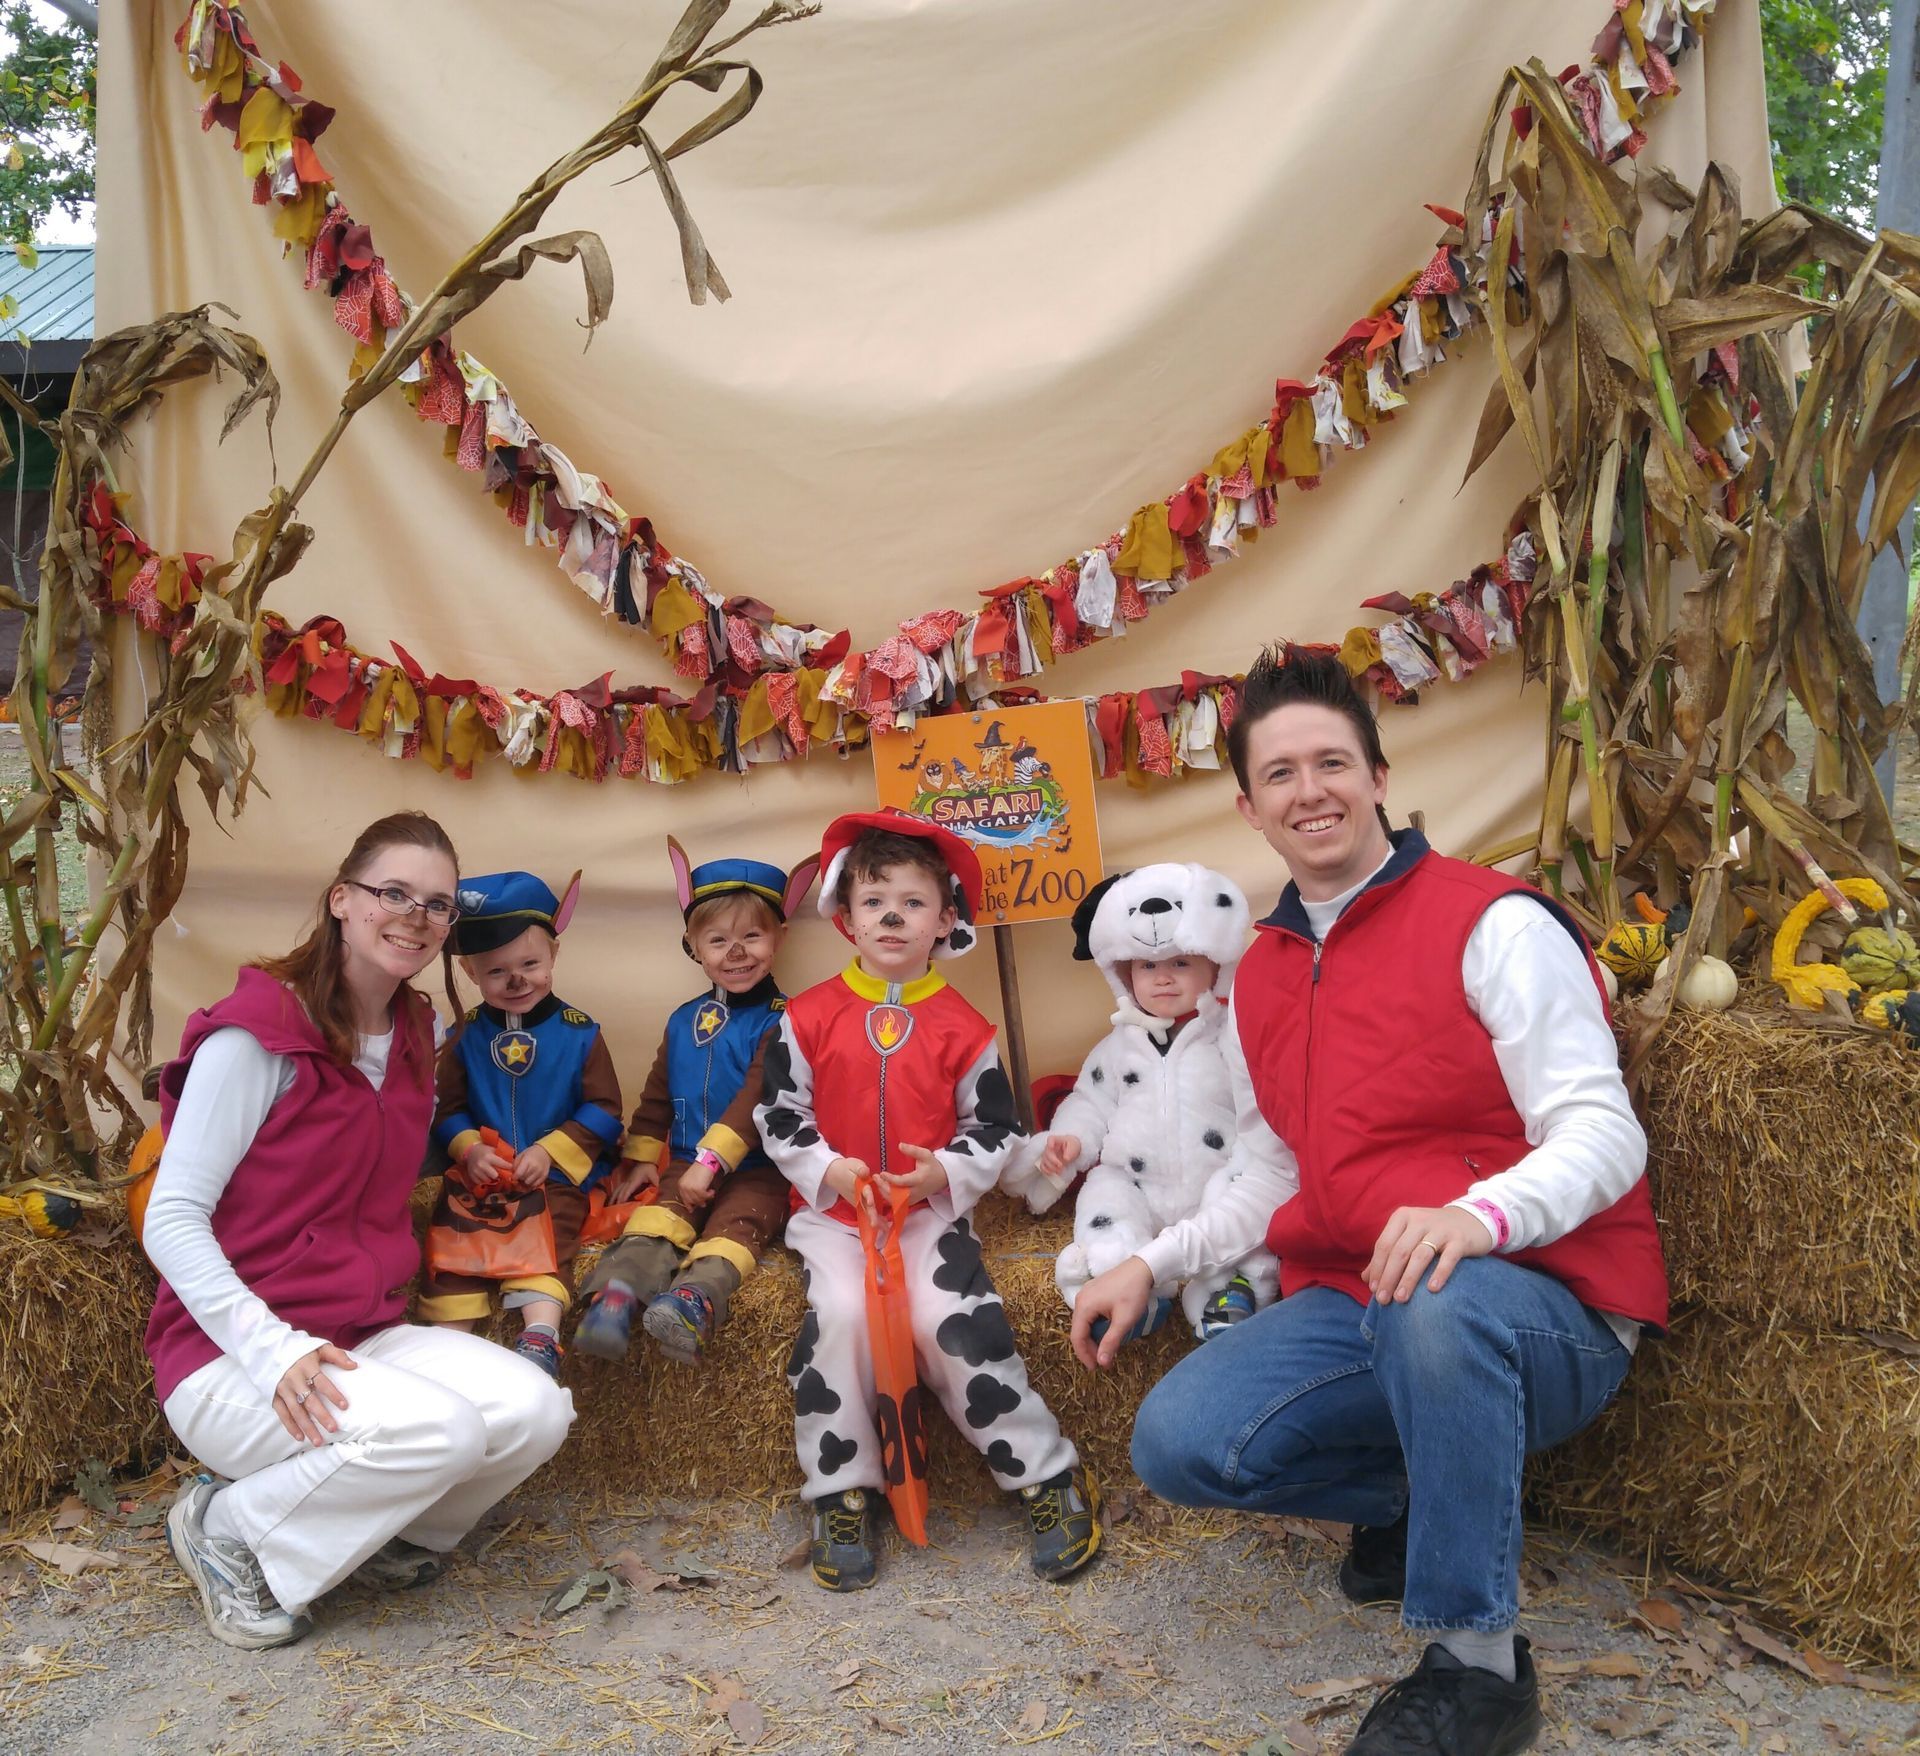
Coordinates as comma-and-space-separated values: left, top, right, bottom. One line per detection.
808, 1489, 877, 1592
1338, 1507, 1408, 1605
1021, 1465, 1103, 1581
1343, 1639, 1542, 1755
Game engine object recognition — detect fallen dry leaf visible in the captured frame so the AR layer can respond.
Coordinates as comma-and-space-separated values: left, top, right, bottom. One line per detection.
725, 1694, 766, 1747
19, 1541, 122, 1577
828, 1659, 863, 1692
1538, 1652, 1645, 1680
1015, 1699, 1048, 1735
1288, 1674, 1389, 1703
50, 1496, 87, 1532
1634, 1596, 1687, 1635
1591, 1702, 1675, 1740
777, 1537, 811, 1570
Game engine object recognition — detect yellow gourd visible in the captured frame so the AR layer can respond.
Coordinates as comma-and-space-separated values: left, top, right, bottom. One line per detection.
1596, 921, 1669, 986
1841, 926, 1920, 995
1770, 878, 1888, 1010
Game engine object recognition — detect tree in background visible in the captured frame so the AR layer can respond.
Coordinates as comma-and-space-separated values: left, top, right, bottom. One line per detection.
0, 1, 94, 251
1761, 0, 1891, 226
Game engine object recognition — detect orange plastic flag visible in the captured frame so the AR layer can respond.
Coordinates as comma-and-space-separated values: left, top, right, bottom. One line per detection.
857, 1178, 929, 1546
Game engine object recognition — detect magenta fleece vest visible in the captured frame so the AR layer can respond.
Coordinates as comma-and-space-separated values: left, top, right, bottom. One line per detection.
145, 968, 436, 1405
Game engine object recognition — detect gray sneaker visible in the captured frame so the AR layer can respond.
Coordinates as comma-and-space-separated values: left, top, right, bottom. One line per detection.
166, 1477, 310, 1650
351, 1537, 449, 1592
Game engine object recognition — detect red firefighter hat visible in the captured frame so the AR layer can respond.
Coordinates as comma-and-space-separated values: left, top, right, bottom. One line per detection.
816, 809, 982, 958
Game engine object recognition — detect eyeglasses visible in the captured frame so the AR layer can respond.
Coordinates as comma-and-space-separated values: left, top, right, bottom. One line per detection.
345, 880, 461, 928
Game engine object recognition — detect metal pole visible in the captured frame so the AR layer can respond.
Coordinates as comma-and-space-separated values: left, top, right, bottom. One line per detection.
1861, 0, 1920, 801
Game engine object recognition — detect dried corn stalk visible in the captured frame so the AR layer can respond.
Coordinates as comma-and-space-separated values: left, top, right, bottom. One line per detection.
0, 0, 812, 1186
1459, 61, 1920, 1072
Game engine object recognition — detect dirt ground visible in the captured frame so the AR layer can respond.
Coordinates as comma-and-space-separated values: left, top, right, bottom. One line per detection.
2, 1467, 1914, 1756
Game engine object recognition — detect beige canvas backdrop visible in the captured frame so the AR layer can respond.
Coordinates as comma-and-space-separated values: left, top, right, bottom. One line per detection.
96, 0, 1770, 1090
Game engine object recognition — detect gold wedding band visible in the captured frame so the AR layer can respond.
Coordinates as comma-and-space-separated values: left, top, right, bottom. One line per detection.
1416, 1237, 1440, 1254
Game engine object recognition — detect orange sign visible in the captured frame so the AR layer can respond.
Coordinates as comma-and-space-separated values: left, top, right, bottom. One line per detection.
873, 701, 1103, 926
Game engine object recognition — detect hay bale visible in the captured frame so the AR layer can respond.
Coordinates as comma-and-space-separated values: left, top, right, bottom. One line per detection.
0, 1224, 165, 1521
1534, 1306, 1920, 1671
553, 1193, 1183, 1503
1638, 1008, 1920, 1332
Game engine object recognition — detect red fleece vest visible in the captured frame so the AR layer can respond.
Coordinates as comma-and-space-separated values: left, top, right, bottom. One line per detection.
145, 968, 437, 1404
1235, 849, 1669, 1329
784, 968, 997, 1226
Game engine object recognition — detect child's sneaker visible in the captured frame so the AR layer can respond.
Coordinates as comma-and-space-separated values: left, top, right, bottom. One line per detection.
573, 1285, 638, 1361
643, 1284, 715, 1362
1021, 1465, 1103, 1582
513, 1329, 564, 1379
808, 1488, 878, 1592
166, 1476, 311, 1650
1088, 1295, 1171, 1347
1198, 1274, 1257, 1339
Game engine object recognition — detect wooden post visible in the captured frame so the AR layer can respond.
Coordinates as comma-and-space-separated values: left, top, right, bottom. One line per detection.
993, 923, 1035, 1132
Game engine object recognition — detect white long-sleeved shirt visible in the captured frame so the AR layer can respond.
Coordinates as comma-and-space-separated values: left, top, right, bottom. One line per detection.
142, 1024, 395, 1400
1135, 859, 1645, 1348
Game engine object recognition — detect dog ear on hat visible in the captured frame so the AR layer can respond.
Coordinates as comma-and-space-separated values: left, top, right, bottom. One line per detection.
551, 871, 582, 935
665, 837, 694, 915
1070, 873, 1126, 961
782, 854, 821, 921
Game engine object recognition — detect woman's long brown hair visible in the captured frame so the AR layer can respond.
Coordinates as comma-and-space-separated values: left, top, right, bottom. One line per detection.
253, 811, 461, 1066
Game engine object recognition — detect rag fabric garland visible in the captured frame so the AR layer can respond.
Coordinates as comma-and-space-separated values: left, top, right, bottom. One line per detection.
171, 0, 1717, 729
86, 465, 1537, 785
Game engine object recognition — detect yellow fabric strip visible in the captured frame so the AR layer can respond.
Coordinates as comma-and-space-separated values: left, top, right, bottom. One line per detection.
445, 1128, 481, 1165
539, 1129, 594, 1185
684, 1235, 758, 1279
624, 1134, 667, 1167
621, 1205, 699, 1250
501, 1274, 571, 1307
698, 1124, 750, 1170
839, 961, 945, 1004
416, 1290, 494, 1322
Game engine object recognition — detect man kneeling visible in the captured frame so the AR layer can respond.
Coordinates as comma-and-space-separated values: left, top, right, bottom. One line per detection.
1071, 646, 1667, 1756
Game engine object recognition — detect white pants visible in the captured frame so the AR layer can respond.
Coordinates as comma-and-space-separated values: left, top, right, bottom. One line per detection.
785, 1204, 1077, 1500
163, 1324, 574, 1613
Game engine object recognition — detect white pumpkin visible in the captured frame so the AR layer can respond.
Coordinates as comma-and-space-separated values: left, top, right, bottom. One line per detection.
1674, 955, 1738, 1011
1598, 962, 1620, 1004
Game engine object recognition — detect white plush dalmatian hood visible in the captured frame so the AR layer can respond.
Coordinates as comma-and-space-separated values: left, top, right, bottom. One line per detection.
1072, 862, 1251, 1005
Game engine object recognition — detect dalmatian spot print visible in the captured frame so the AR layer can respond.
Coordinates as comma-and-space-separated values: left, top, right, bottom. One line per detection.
757, 1036, 820, 1148
984, 1438, 1027, 1479
931, 1220, 992, 1298
786, 1309, 820, 1377
1203, 1129, 1226, 1150
817, 1430, 859, 1476
967, 1062, 1019, 1155
964, 1372, 1023, 1429
793, 1366, 841, 1417
936, 1301, 1017, 1367
1122, 1071, 1140, 1085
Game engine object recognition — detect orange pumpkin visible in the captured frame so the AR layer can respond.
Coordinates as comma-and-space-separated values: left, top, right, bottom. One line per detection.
125, 1124, 165, 1245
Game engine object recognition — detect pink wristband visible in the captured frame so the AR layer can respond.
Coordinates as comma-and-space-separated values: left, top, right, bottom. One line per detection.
693, 1147, 726, 1179
1465, 1197, 1510, 1249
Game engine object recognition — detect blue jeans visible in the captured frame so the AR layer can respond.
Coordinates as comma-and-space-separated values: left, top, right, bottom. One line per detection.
1130, 1256, 1630, 1631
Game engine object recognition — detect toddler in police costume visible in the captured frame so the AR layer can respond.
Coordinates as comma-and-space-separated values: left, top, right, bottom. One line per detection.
1001, 862, 1278, 1339
575, 841, 819, 1363
755, 809, 1102, 1591
418, 871, 624, 1377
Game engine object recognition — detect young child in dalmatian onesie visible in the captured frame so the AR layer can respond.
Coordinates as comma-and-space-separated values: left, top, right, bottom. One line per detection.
755, 810, 1103, 1593
1002, 863, 1279, 1340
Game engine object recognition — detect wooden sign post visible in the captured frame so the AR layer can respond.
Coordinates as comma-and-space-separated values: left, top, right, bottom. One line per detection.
873, 701, 1103, 1130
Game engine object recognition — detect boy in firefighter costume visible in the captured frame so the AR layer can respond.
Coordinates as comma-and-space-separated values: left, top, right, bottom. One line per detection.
420, 871, 623, 1379
1001, 862, 1278, 1340
755, 809, 1102, 1591
574, 844, 819, 1363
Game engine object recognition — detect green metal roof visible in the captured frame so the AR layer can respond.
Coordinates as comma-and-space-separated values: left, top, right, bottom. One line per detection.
0, 245, 94, 377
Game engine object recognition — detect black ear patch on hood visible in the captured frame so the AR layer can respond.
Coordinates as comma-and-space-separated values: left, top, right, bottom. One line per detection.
1070, 872, 1127, 961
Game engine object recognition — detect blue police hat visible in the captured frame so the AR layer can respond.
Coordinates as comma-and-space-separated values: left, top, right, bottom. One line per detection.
451, 869, 581, 955
667, 837, 818, 924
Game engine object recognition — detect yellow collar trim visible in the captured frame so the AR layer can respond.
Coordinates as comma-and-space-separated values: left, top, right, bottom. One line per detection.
840, 961, 945, 1004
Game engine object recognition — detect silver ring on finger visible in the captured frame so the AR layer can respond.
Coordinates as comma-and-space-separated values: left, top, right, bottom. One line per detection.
295, 1389, 310, 1403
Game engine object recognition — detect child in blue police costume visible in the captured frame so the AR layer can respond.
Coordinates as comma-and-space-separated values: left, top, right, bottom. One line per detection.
419, 871, 624, 1379
574, 840, 819, 1364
